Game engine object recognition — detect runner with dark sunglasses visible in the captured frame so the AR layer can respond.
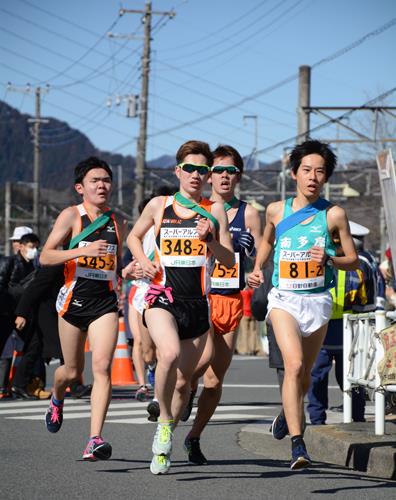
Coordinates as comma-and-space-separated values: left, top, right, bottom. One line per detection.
127, 140, 234, 474
183, 144, 262, 465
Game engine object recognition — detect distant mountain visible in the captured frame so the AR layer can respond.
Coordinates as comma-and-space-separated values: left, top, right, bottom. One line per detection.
147, 154, 175, 169
0, 100, 136, 190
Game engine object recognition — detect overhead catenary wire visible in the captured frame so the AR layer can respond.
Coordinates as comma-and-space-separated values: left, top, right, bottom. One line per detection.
158, 0, 268, 53
161, 0, 301, 66
0, 7, 144, 89
148, 17, 396, 138
256, 86, 396, 155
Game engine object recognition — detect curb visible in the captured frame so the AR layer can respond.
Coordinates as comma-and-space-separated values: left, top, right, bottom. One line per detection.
238, 420, 396, 480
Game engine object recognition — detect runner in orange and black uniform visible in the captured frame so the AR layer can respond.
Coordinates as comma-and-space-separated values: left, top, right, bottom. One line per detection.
40, 157, 136, 462
56, 203, 120, 331
143, 195, 215, 340
128, 140, 234, 475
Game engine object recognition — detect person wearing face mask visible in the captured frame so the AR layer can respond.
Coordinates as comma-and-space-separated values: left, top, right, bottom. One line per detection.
0, 233, 40, 356
9, 226, 34, 255
0, 233, 40, 397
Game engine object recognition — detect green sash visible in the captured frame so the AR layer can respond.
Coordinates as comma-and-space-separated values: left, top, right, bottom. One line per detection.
68, 210, 113, 249
174, 192, 219, 231
223, 196, 239, 212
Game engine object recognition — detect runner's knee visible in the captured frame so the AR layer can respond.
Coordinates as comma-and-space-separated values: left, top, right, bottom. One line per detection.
284, 359, 304, 379
63, 366, 82, 382
92, 356, 113, 377
158, 349, 179, 369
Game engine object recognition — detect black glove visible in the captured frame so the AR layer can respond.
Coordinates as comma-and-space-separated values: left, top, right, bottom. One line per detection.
239, 231, 256, 257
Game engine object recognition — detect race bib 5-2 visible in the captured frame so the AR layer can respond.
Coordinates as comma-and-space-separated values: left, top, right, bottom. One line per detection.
211, 253, 240, 289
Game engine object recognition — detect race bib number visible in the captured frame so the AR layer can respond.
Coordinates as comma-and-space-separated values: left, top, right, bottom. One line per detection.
211, 253, 240, 289
75, 241, 117, 280
160, 227, 206, 267
278, 249, 324, 290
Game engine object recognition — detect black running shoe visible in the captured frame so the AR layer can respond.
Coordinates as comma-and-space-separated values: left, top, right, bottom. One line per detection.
180, 389, 197, 422
290, 443, 311, 470
83, 437, 112, 461
147, 400, 160, 422
184, 436, 207, 465
45, 399, 63, 433
271, 410, 288, 440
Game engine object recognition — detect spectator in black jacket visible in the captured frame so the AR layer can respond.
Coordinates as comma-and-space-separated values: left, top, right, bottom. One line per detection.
12, 264, 64, 399
0, 233, 40, 357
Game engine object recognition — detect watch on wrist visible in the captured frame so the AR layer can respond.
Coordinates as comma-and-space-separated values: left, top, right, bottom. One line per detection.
204, 232, 213, 243
325, 255, 334, 268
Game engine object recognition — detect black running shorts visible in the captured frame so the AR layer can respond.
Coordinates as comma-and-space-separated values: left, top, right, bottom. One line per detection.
143, 294, 210, 340
60, 291, 118, 332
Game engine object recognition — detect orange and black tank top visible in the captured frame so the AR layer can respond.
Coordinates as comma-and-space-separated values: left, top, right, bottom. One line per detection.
62, 204, 120, 297
152, 196, 215, 298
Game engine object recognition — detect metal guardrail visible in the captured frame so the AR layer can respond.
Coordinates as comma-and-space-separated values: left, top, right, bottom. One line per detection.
343, 310, 396, 435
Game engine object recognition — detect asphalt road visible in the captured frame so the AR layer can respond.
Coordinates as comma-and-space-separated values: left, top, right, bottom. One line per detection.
1, 355, 394, 500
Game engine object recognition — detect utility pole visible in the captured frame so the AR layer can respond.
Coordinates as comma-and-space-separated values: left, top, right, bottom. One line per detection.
297, 65, 311, 142
243, 115, 259, 170
120, 2, 175, 220
280, 150, 289, 201
4, 182, 11, 256
8, 83, 48, 237
28, 87, 45, 235
117, 164, 123, 207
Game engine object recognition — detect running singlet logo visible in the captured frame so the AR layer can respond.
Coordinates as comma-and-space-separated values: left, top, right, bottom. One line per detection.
211, 253, 240, 289
75, 241, 117, 280
160, 227, 206, 267
278, 249, 324, 291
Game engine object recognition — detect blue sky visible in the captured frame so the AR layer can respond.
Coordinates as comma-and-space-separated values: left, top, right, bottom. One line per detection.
1, 0, 395, 165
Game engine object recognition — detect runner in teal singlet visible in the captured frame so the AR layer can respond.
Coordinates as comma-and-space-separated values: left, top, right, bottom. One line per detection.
248, 140, 359, 470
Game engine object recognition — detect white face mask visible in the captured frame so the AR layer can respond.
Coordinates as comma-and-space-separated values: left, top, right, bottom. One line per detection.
25, 247, 38, 261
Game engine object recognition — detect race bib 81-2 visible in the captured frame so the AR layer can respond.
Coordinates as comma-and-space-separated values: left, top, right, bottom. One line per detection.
160, 227, 206, 267
278, 249, 324, 290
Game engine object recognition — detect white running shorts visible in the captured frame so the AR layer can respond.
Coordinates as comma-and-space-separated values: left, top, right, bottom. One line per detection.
266, 287, 332, 337
132, 282, 150, 316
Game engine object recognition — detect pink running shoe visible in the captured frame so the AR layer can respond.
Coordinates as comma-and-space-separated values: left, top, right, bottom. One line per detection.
45, 399, 63, 433
135, 385, 149, 402
82, 437, 112, 461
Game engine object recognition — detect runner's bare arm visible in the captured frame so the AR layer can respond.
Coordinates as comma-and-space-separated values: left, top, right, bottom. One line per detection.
40, 207, 109, 266
245, 203, 262, 253
127, 197, 162, 279
115, 213, 128, 277
197, 202, 234, 268
248, 201, 280, 287
323, 205, 359, 270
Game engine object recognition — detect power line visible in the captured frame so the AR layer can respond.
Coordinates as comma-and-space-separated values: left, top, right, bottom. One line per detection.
161, 0, 299, 66
158, 0, 267, 53
17, 0, 130, 49
157, 59, 295, 118
0, 46, 141, 129
256, 86, 396, 155
149, 17, 396, 138
0, 6, 143, 89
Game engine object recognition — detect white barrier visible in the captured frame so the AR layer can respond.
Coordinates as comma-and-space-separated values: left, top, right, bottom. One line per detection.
343, 310, 396, 435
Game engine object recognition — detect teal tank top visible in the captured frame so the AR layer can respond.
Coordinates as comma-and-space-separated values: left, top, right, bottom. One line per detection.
272, 197, 336, 294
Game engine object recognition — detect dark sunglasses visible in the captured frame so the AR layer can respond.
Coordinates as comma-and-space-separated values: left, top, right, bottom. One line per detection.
211, 165, 240, 175
177, 163, 210, 175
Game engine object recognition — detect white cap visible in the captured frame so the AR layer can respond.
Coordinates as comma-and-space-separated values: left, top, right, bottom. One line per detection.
9, 226, 33, 241
349, 221, 370, 237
